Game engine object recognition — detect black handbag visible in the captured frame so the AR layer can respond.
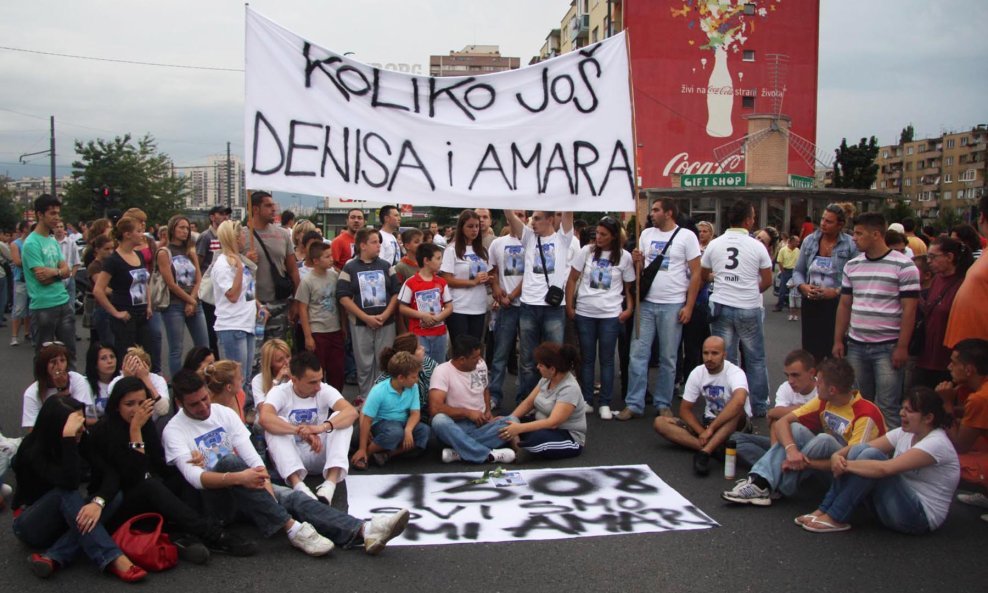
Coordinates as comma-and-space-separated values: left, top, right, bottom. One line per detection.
536, 235, 564, 307
253, 229, 294, 300
638, 226, 682, 299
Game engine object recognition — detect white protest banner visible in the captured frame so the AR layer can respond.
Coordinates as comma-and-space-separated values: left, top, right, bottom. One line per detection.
244, 8, 635, 211
345, 465, 717, 546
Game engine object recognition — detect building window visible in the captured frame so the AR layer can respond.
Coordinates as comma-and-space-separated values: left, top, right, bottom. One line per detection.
742, 96, 755, 109
947, 139, 956, 149
883, 151, 889, 158
905, 178, 912, 187
944, 191, 952, 201
744, 3, 756, 15
958, 190, 965, 200
946, 156, 954, 166
961, 136, 969, 146
743, 50, 755, 62
945, 173, 952, 183
961, 169, 977, 182
907, 146, 914, 155
591, 27, 598, 43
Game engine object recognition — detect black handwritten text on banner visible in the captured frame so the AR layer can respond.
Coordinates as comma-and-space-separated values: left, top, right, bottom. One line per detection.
244, 9, 635, 211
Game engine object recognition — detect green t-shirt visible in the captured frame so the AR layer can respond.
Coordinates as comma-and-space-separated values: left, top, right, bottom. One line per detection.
22, 231, 69, 310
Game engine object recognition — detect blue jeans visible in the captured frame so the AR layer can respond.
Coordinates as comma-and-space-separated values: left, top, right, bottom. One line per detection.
162, 300, 209, 377
626, 301, 684, 413
371, 420, 431, 450
200, 454, 291, 538
518, 304, 565, 399
575, 314, 621, 407
489, 304, 521, 405
710, 303, 769, 415
818, 444, 930, 533
272, 485, 364, 548
431, 414, 514, 463
733, 433, 771, 467
217, 329, 255, 392
750, 423, 842, 496
418, 333, 448, 364
30, 301, 77, 363
845, 340, 903, 429
776, 269, 793, 308
12, 488, 122, 569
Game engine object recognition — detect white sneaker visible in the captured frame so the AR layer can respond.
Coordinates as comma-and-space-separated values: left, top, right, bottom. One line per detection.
441, 448, 461, 463
957, 491, 988, 509
288, 522, 334, 556
585, 406, 594, 415
9, 337, 18, 347
315, 480, 336, 505
363, 509, 410, 555
489, 448, 516, 464
0, 483, 12, 508
598, 405, 613, 420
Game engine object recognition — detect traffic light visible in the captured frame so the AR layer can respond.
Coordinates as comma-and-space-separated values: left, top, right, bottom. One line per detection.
92, 186, 113, 210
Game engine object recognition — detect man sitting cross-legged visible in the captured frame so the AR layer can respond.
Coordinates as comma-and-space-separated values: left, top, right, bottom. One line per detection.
164, 369, 409, 555
654, 336, 752, 476
734, 349, 819, 466
429, 335, 515, 464
259, 351, 357, 505
722, 357, 886, 506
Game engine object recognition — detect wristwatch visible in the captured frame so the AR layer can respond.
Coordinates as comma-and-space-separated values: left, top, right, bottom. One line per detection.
91, 496, 106, 509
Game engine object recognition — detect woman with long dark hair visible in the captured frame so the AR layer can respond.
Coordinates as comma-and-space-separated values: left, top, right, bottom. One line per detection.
22, 342, 94, 429
565, 216, 634, 419
157, 215, 208, 377
90, 376, 256, 562
85, 342, 120, 419
791, 204, 859, 362
86, 235, 116, 346
11, 396, 147, 582
440, 209, 490, 344
797, 387, 959, 533
915, 237, 975, 387
93, 217, 153, 364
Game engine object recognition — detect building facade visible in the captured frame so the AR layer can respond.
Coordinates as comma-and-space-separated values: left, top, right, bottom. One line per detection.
182, 154, 245, 211
429, 45, 520, 77
873, 125, 987, 219
8, 175, 74, 208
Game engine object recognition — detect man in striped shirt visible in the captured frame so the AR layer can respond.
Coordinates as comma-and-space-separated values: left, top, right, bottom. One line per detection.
833, 213, 920, 428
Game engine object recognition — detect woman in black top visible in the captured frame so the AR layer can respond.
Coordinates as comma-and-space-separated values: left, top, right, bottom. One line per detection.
11, 396, 147, 582
93, 216, 152, 363
89, 377, 256, 562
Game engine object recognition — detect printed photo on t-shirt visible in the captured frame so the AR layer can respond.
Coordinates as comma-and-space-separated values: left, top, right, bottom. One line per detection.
289, 407, 318, 443
466, 253, 487, 279
320, 286, 337, 313
648, 241, 672, 270
173, 255, 196, 286
129, 268, 149, 306
470, 368, 489, 390
589, 258, 612, 290
704, 384, 727, 412
415, 287, 442, 315
243, 267, 255, 302
358, 269, 387, 308
533, 243, 556, 274
194, 427, 234, 471
823, 410, 851, 443
809, 256, 835, 288
504, 246, 525, 276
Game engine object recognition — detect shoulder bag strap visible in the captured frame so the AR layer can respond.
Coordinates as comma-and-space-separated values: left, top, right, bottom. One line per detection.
536, 234, 554, 287
252, 228, 285, 278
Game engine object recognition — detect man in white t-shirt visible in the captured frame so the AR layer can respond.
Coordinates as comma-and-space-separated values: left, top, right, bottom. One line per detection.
701, 200, 773, 416
430, 221, 447, 248
164, 370, 409, 556
504, 209, 574, 398
734, 349, 818, 466
429, 335, 515, 464
654, 336, 752, 476
259, 351, 357, 505
488, 211, 527, 407
620, 198, 702, 420
377, 205, 402, 267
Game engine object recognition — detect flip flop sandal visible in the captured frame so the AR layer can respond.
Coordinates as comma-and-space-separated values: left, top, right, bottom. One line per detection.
352, 458, 368, 470
801, 517, 851, 533
793, 514, 818, 526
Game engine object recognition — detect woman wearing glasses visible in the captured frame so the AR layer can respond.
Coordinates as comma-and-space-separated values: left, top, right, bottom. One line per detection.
565, 216, 634, 420
791, 204, 859, 363
21, 341, 95, 430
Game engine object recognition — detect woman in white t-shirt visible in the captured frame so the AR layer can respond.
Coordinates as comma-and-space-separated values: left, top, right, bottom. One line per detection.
212, 220, 263, 391
22, 342, 95, 429
251, 338, 292, 410
797, 387, 960, 534
440, 210, 490, 345
564, 217, 634, 420
84, 342, 120, 419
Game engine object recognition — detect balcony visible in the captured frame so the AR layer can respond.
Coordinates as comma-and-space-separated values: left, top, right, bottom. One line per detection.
570, 14, 589, 44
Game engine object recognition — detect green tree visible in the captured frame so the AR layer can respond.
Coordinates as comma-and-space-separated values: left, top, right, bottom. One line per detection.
832, 136, 880, 189
882, 198, 915, 225
0, 177, 20, 230
62, 134, 185, 225
899, 124, 915, 144
936, 207, 965, 234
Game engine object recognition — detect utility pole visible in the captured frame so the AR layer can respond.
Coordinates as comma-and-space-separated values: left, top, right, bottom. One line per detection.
226, 141, 232, 210
50, 116, 56, 198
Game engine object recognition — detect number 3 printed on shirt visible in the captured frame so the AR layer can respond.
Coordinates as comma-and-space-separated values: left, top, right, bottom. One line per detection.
725, 247, 740, 270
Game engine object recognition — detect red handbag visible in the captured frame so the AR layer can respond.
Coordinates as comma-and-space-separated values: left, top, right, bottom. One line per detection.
111, 513, 178, 572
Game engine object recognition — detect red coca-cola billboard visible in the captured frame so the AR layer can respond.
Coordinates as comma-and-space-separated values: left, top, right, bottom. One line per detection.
625, 0, 820, 187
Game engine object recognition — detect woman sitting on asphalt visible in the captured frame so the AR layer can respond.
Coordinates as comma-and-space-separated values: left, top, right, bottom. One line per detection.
85, 342, 120, 419
22, 342, 95, 430
796, 386, 959, 534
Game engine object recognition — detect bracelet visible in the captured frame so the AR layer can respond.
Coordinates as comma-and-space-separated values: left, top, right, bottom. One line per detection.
784, 443, 797, 450
324, 419, 334, 433
129, 441, 145, 450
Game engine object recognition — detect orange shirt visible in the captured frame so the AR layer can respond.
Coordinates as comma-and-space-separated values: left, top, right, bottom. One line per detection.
944, 255, 988, 348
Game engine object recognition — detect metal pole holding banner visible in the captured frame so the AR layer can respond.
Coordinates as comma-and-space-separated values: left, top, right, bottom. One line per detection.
624, 29, 644, 339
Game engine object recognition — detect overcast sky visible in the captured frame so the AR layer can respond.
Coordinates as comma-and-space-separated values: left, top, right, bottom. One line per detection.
1, 0, 985, 183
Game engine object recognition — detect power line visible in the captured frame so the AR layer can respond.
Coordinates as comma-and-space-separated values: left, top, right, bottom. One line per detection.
0, 45, 243, 72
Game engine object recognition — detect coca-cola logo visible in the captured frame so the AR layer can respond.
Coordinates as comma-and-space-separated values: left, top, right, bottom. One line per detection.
662, 152, 744, 177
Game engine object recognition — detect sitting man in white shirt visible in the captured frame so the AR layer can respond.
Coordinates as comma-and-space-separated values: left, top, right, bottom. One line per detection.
163, 369, 409, 556
734, 349, 819, 466
259, 351, 357, 505
654, 336, 752, 476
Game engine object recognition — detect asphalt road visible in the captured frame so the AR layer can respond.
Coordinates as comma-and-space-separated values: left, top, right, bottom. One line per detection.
0, 298, 984, 592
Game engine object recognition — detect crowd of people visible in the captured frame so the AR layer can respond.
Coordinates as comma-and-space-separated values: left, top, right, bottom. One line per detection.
1, 190, 987, 581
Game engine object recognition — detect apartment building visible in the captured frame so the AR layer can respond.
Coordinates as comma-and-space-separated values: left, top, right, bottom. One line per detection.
181, 154, 245, 210
428, 45, 520, 77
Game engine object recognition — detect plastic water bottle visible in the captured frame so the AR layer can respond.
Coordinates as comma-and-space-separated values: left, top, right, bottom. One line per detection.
254, 310, 267, 351
724, 437, 737, 480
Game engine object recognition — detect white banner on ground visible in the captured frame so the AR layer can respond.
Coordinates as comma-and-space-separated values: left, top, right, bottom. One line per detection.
244, 8, 635, 212
345, 464, 717, 546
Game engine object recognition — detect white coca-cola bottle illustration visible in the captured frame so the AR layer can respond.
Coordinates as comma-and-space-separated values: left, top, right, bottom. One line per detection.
706, 46, 733, 137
